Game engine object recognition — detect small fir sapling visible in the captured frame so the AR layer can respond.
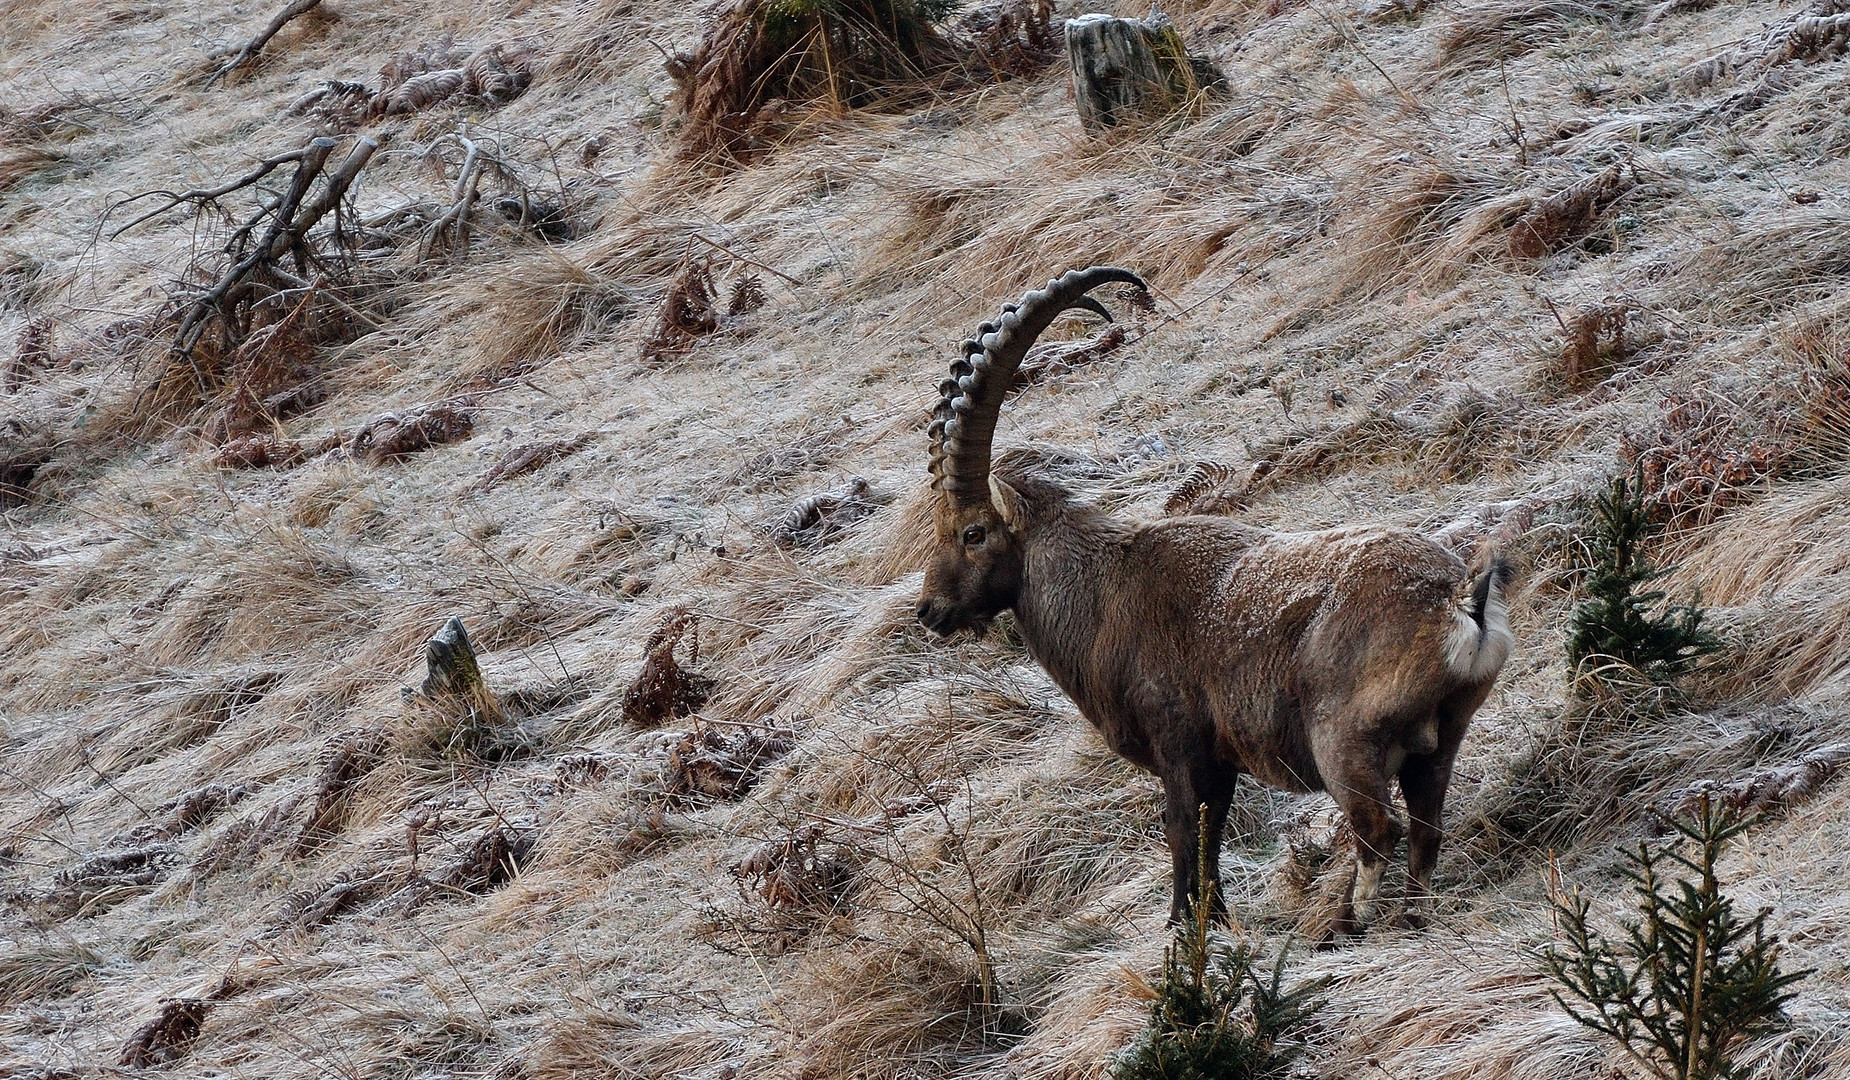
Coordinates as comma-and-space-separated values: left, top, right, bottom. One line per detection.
1566, 464, 1720, 686
1543, 796, 1810, 1080
1112, 807, 1326, 1080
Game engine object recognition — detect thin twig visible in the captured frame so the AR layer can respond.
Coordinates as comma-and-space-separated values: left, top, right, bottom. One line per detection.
109, 149, 312, 239
693, 233, 804, 287
208, 0, 325, 86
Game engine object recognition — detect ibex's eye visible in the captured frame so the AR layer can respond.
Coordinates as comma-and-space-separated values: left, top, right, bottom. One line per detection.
961, 525, 987, 547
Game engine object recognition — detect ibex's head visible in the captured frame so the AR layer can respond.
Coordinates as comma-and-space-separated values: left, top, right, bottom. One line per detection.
915, 266, 1147, 637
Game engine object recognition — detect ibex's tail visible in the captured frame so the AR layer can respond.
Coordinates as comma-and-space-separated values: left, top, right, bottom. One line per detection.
1444, 556, 1514, 684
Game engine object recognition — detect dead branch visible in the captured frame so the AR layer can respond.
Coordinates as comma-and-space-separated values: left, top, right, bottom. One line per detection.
173, 135, 380, 361
418, 134, 490, 261
209, 0, 325, 86
109, 146, 315, 239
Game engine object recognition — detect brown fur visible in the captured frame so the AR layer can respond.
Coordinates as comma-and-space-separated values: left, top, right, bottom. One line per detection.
918, 457, 1512, 933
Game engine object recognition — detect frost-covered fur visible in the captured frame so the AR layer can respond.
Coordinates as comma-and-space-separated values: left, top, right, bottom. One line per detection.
918, 469, 1514, 931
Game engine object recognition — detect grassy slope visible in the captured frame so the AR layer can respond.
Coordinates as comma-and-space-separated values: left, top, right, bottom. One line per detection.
4, 0, 1850, 1075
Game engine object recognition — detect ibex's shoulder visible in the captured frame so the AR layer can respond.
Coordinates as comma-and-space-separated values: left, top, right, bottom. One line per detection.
1132, 514, 1272, 557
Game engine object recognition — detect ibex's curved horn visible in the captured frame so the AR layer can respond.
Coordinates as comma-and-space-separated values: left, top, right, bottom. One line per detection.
928, 266, 1147, 506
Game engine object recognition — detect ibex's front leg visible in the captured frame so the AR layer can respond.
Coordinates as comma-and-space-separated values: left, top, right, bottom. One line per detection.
1162, 773, 1233, 926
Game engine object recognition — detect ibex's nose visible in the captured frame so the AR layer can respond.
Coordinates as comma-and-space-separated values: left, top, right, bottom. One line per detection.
915, 599, 935, 625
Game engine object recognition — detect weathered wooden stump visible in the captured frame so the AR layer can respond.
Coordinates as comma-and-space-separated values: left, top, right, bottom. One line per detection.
413, 616, 504, 728
1065, 10, 1204, 130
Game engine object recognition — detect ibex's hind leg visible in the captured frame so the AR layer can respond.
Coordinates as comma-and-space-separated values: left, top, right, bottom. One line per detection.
1400, 720, 1466, 929
1326, 756, 1404, 938
1162, 773, 1234, 926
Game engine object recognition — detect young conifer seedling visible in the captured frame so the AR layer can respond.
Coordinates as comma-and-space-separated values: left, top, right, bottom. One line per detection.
1112, 807, 1327, 1080
1543, 795, 1809, 1080
1567, 464, 1719, 689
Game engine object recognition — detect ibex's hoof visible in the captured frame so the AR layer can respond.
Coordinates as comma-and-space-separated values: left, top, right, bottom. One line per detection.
1322, 910, 1362, 946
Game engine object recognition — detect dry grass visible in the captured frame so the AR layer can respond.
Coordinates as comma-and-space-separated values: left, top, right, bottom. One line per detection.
0, 942, 103, 1006
9, 0, 1850, 1075
1325, 158, 1518, 299
671, 0, 961, 165
1679, 207, 1850, 322
1667, 476, 1850, 702
778, 941, 999, 1079
1432, 0, 1632, 82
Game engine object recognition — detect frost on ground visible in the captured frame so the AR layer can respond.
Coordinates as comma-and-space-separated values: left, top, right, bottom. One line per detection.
5, 0, 1850, 1076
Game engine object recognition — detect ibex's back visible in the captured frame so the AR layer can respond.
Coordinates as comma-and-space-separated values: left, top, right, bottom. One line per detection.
917, 267, 1514, 932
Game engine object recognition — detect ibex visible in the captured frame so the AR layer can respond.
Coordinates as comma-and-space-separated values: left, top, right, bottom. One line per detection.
916, 266, 1513, 933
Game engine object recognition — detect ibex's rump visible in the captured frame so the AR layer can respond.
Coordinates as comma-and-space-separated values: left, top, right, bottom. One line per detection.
916, 267, 1514, 933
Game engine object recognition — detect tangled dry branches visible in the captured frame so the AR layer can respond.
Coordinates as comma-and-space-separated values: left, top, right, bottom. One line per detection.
1560, 298, 1636, 386
1622, 391, 1796, 526
734, 822, 858, 913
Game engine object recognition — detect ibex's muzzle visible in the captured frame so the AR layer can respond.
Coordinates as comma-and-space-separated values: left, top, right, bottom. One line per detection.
915, 594, 992, 639
915, 597, 953, 637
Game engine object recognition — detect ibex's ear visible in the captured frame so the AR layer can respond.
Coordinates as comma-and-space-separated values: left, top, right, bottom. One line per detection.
989, 475, 1026, 531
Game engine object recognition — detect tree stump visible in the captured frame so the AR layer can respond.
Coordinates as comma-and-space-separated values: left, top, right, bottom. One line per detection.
1065, 10, 1204, 131
414, 616, 503, 727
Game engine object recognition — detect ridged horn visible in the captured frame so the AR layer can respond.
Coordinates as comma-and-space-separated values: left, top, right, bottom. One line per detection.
928, 266, 1147, 507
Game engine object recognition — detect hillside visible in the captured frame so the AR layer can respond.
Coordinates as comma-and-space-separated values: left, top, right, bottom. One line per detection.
5, 0, 1850, 1075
